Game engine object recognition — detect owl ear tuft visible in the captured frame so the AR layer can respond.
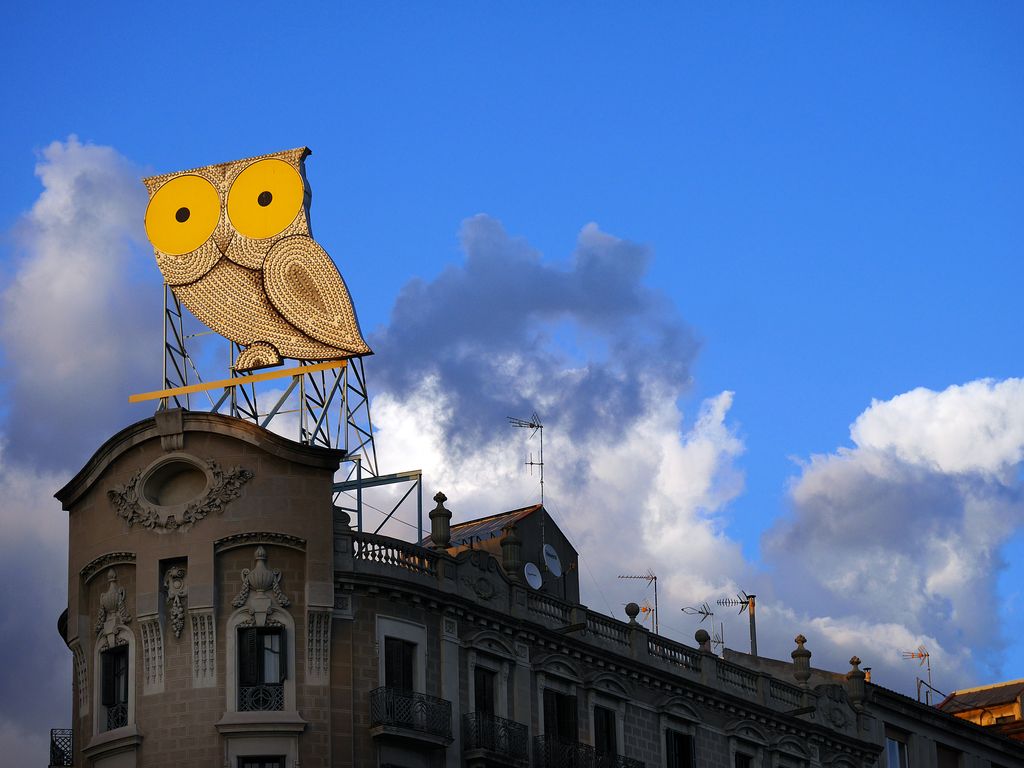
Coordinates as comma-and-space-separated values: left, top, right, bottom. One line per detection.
141, 175, 163, 196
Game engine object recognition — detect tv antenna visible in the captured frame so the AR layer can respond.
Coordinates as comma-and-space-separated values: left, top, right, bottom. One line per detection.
619, 571, 658, 634
717, 591, 757, 657
508, 413, 544, 504
901, 645, 934, 704
682, 601, 723, 653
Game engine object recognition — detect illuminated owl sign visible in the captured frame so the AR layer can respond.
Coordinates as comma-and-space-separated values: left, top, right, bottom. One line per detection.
143, 148, 371, 371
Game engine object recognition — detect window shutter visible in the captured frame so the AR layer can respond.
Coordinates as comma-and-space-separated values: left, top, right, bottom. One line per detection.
240, 628, 258, 686
401, 639, 414, 692
384, 637, 400, 689
277, 629, 287, 683
101, 651, 115, 706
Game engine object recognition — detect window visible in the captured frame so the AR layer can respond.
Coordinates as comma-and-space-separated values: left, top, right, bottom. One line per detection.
238, 758, 284, 768
936, 745, 960, 768
474, 666, 496, 715
885, 728, 909, 768
238, 627, 286, 711
666, 730, 694, 768
594, 705, 617, 755
101, 645, 129, 730
734, 753, 752, 768
384, 637, 416, 692
543, 689, 577, 743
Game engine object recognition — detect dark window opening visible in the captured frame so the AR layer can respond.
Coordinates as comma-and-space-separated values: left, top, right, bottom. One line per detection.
238, 627, 285, 711
384, 637, 416, 692
666, 730, 694, 768
593, 705, 617, 755
543, 688, 577, 743
238, 757, 284, 768
936, 744, 960, 768
735, 753, 753, 768
101, 645, 129, 730
474, 666, 496, 715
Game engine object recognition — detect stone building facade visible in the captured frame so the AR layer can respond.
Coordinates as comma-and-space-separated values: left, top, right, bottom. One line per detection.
54, 409, 1024, 767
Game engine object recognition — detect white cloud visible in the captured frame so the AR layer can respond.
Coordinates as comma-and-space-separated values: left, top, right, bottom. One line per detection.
850, 378, 1024, 477
0, 136, 156, 468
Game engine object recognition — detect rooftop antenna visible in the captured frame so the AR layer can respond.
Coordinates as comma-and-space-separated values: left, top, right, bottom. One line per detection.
717, 591, 757, 657
619, 571, 659, 634
507, 413, 544, 505
901, 645, 933, 704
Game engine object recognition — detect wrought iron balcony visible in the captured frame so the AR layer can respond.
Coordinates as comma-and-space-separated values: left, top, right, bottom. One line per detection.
533, 735, 645, 768
239, 683, 284, 711
369, 686, 452, 743
463, 712, 529, 763
49, 728, 73, 767
105, 703, 128, 731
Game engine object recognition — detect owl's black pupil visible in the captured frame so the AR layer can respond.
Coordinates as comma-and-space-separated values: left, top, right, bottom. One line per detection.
257, 191, 273, 207
175, 207, 190, 223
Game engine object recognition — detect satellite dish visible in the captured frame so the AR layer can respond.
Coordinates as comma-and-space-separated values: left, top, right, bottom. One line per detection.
543, 544, 562, 577
524, 562, 543, 590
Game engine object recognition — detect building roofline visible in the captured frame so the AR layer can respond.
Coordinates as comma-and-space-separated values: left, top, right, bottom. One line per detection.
55, 409, 345, 509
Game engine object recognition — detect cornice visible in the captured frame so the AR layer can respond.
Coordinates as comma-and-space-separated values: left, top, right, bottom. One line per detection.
56, 410, 344, 509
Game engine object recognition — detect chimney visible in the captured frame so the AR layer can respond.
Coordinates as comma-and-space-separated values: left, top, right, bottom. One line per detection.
501, 522, 523, 578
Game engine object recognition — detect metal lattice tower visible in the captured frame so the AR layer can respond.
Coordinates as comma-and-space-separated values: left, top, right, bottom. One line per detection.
155, 287, 422, 539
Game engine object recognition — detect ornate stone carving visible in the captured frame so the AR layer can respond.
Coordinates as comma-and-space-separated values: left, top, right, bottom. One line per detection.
163, 566, 188, 639
80, 552, 135, 584
462, 575, 497, 601
307, 610, 331, 686
95, 569, 132, 648
190, 610, 216, 688
214, 531, 306, 554
107, 458, 253, 533
231, 546, 291, 627
70, 641, 89, 714
139, 617, 164, 694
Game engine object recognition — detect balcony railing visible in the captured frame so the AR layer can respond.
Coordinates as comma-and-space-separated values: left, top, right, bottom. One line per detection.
239, 683, 284, 711
533, 736, 644, 768
370, 686, 452, 741
463, 712, 529, 761
49, 728, 73, 767
105, 703, 128, 731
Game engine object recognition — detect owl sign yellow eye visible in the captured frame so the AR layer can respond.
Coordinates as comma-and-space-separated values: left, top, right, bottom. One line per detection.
144, 175, 220, 255
227, 158, 304, 240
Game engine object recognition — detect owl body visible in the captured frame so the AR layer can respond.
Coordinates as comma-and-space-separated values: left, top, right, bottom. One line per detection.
143, 147, 371, 371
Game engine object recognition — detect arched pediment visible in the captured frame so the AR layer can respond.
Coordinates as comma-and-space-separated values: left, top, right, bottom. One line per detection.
535, 652, 581, 683
464, 629, 516, 660
726, 718, 769, 746
586, 671, 632, 699
658, 695, 701, 723
772, 734, 811, 758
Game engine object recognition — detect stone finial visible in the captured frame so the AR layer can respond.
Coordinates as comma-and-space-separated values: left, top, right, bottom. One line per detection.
231, 546, 290, 626
625, 602, 641, 626
695, 628, 712, 653
333, 505, 352, 532
792, 634, 812, 687
846, 655, 866, 707
429, 491, 452, 549
501, 522, 523, 579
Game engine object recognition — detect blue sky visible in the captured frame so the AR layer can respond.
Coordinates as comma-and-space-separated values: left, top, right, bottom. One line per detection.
1, 2, 1023, 757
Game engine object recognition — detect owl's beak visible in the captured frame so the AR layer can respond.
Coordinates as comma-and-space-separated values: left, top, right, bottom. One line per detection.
213, 217, 233, 255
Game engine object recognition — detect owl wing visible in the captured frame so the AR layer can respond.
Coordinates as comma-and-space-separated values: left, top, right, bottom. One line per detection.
263, 235, 372, 356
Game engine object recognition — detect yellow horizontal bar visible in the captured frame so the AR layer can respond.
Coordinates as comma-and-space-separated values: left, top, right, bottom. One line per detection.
129, 360, 347, 403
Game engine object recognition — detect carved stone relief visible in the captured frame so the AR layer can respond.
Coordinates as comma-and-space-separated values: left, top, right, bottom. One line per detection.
139, 617, 164, 694
107, 457, 253, 533
95, 569, 132, 651
306, 610, 331, 686
190, 610, 216, 688
70, 641, 89, 714
163, 565, 188, 639
231, 546, 291, 627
